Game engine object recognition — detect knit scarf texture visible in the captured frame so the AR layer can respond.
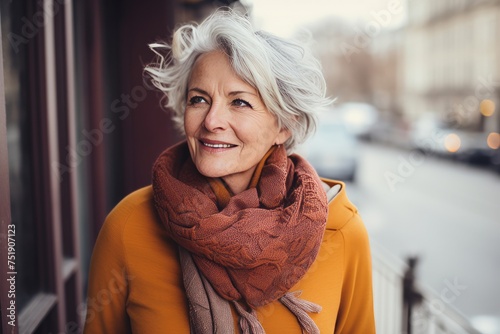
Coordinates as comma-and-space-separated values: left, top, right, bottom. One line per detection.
152, 141, 328, 332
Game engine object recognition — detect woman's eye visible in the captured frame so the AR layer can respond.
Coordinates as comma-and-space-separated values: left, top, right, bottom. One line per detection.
232, 99, 252, 108
188, 96, 207, 105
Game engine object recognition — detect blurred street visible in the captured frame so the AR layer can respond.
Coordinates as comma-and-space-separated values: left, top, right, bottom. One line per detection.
345, 141, 500, 326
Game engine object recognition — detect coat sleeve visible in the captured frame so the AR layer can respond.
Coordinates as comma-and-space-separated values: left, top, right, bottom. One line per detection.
335, 213, 376, 334
83, 204, 133, 334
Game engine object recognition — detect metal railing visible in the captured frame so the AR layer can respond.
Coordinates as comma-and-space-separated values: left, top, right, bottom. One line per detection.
371, 241, 481, 334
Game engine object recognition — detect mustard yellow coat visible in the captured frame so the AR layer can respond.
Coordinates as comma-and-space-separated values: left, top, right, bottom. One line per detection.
83, 179, 375, 333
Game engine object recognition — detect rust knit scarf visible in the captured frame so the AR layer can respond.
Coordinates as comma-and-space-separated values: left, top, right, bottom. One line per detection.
152, 142, 328, 330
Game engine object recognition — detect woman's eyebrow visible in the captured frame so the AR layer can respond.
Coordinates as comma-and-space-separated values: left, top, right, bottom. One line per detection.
229, 90, 258, 97
187, 87, 209, 95
188, 87, 258, 97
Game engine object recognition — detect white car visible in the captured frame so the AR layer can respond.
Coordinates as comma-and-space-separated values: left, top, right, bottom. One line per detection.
336, 102, 378, 139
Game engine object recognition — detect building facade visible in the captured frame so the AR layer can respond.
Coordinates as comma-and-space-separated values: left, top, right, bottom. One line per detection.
402, 0, 500, 132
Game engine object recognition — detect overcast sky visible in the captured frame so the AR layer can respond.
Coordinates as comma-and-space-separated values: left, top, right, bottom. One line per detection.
249, 0, 408, 37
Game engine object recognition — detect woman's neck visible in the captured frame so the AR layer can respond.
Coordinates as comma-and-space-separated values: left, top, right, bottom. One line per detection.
220, 166, 257, 195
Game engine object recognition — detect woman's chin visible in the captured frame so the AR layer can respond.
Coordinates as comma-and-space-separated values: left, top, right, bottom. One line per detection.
195, 164, 231, 179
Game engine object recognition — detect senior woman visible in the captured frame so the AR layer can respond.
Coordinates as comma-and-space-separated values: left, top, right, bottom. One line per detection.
84, 9, 375, 334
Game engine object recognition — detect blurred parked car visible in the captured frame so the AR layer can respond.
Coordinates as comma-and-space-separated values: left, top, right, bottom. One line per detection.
297, 113, 358, 182
369, 118, 411, 149
491, 149, 500, 174
410, 114, 497, 164
336, 102, 379, 140
455, 130, 496, 165
410, 114, 456, 158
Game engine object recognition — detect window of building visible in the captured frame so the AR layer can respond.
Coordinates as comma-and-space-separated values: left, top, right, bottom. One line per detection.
0, 1, 83, 332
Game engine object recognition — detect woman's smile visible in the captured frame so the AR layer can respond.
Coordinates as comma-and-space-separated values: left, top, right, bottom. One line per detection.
199, 138, 238, 150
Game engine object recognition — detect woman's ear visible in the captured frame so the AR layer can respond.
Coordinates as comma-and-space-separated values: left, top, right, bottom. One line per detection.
275, 128, 292, 145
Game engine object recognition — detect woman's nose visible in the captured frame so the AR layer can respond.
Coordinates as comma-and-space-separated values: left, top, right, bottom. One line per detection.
203, 102, 228, 132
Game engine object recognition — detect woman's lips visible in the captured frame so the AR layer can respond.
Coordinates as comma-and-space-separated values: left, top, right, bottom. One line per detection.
199, 139, 237, 149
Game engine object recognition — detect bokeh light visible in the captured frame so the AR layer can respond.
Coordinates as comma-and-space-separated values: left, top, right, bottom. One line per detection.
444, 133, 461, 152
480, 99, 495, 117
487, 132, 500, 150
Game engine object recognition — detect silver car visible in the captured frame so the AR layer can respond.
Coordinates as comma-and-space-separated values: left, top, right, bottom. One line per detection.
297, 115, 358, 182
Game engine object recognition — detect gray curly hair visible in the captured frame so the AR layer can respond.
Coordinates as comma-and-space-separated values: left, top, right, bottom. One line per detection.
144, 9, 331, 151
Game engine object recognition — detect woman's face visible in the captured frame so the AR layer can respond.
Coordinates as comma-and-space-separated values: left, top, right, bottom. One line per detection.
184, 51, 290, 194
